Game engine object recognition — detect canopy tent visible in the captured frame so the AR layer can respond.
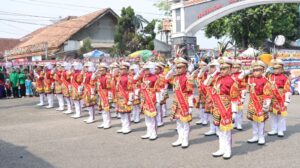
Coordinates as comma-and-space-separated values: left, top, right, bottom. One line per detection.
240, 47, 261, 57
83, 50, 106, 58
128, 50, 154, 62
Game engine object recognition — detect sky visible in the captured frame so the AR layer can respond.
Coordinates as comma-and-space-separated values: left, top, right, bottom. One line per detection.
0, 0, 218, 48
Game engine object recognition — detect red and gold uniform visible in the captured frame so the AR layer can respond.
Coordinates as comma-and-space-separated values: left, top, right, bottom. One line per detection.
35, 68, 45, 94
97, 72, 111, 112
54, 69, 63, 94
116, 73, 133, 113
44, 69, 54, 94
83, 71, 96, 107
267, 58, 291, 137
61, 69, 72, 98
71, 70, 84, 101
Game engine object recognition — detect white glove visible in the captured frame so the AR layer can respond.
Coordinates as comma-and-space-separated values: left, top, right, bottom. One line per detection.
231, 102, 238, 113
127, 101, 133, 106
197, 66, 208, 78
238, 70, 251, 80
78, 86, 84, 93
156, 92, 162, 103
241, 90, 247, 103
263, 99, 271, 112
128, 92, 134, 102
165, 67, 176, 80
285, 92, 292, 106
91, 73, 97, 80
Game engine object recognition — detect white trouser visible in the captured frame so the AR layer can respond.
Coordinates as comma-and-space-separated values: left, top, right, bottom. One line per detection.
39, 93, 45, 105
80, 100, 84, 108
252, 121, 265, 139
202, 111, 208, 123
120, 113, 131, 132
218, 131, 232, 155
47, 93, 54, 107
101, 111, 111, 127
73, 100, 82, 117
234, 110, 243, 127
198, 105, 207, 123
156, 103, 163, 126
209, 114, 217, 132
56, 94, 64, 109
176, 120, 190, 144
270, 113, 286, 133
87, 106, 95, 121
131, 105, 140, 122
64, 97, 72, 112
145, 116, 157, 137
161, 104, 167, 117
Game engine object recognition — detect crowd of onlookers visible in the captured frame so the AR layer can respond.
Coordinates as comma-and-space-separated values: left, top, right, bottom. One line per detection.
0, 66, 35, 99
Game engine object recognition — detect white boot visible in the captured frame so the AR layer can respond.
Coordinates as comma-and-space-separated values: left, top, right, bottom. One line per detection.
181, 122, 190, 148
202, 111, 208, 125
149, 117, 158, 140
103, 112, 111, 129
45, 94, 54, 108
205, 114, 216, 136
268, 113, 278, 136
213, 132, 225, 157
141, 116, 151, 139
277, 115, 286, 137
37, 94, 45, 106
134, 106, 141, 123
223, 131, 232, 159
248, 122, 259, 143
172, 121, 183, 147
85, 107, 95, 124
258, 122, 265, 145
121, 113, 131, 134
56, 94, 64, 111
70, 101, 81, 119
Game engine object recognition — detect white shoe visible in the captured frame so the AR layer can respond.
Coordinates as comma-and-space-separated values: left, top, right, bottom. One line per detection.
247, 136, 259, 143
258, 137, 265, 145
236, 124, 243, 130
205, 130, 216, 136
181, 140, 189, 148
36, 103, 44, 106
141, 134, 150, 139
277, 131, 284, 137
45, 106, 54, 109
149, 135, 158, 141
70, 115, 80, 119
86, 119, 95, 124
157, 123, 164, 127
56, 108, 64, 111
172, 139, 182, 147
212, 149, 225, 157
97, 124, 104, 128
223, 151, 232, 160
63, 110, 73, 114
117, 129, 123, 133
103, 125, 111, 129
268, 130, 278, 136
202, 120, 208, 125
122, 129, 132, 134
195, 120, 202, 125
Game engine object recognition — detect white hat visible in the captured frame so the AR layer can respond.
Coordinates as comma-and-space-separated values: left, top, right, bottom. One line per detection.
218, 57, 232, 68
45, 62, 53, 70
251, 60, 266, 69
98, 63, 109, 69
72, 62, 83, 71
120, 62, 130, 69
63, 62, 72, 70
130, 64, 139, 74
156, 62, 165, 69
208, 59, 220, 66
271, 59, 284, 68
174, 57, 188, 67
110, 62, 119, 69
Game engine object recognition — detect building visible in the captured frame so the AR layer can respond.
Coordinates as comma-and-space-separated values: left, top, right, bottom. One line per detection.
5, 8, 118, 61
0, 38, 20, 60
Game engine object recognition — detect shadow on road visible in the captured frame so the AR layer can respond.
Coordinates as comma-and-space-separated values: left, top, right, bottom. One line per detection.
0, 139, 54, 168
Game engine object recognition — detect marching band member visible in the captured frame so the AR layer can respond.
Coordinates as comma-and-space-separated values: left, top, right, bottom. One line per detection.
267, 58, 291, 137
138, 62, 159, 140
247, 60, 272, 145
44, 62, 55, 109
116, 62, 133, 134
96, 63, 112, 129
61, 62, 73, 114
34, 65, 45, 106
195, 61, 208, 125
129, 64, 141, 123
154, 62, 167, 127
166, 57, 193, 148
109, 62, 120, 118
70, 62, 84, 119
54, 62, 64, 111
209, 58, 239, 159
82, 62, 97, 124
230, 59, 249, 130
204, 60, 220, 136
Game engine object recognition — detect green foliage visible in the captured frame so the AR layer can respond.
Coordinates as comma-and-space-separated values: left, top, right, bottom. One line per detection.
205, 4, 299, 49
79, 38, 93, 56
154, 0, 171, 16
113, 6, 156, 56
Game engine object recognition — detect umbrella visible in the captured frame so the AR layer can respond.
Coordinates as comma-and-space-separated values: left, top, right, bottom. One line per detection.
259, 54, 273, 66
83, 50, 105, 58
240, 48, 260, 57
128, 50, 153, 61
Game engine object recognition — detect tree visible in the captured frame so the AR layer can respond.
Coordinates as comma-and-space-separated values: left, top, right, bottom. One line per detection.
79, 38, 93, 56
113, 6, 156, 56
205, 4, 299, 49
154, 0, 171, 16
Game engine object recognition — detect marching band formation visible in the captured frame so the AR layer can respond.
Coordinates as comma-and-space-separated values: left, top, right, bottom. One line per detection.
33, 56, 291, 160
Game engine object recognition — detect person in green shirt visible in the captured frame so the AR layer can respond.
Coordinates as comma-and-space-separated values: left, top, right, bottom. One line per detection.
18, 68, 27, 98
9, 67, 19, 98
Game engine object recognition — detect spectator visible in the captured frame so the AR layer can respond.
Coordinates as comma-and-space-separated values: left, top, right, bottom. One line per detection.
5, 79, 12, 98
9, 67, 19, 98
0, 67, 5, 99
25, 76, 33, 97
18, 68, 26, 98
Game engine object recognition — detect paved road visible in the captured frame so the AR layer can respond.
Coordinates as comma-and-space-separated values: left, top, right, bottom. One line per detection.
0, 96, 300, 168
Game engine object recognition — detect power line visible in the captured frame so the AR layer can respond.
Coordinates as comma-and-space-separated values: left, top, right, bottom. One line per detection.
0, 10, 58, 19
0, 21, 33, 32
